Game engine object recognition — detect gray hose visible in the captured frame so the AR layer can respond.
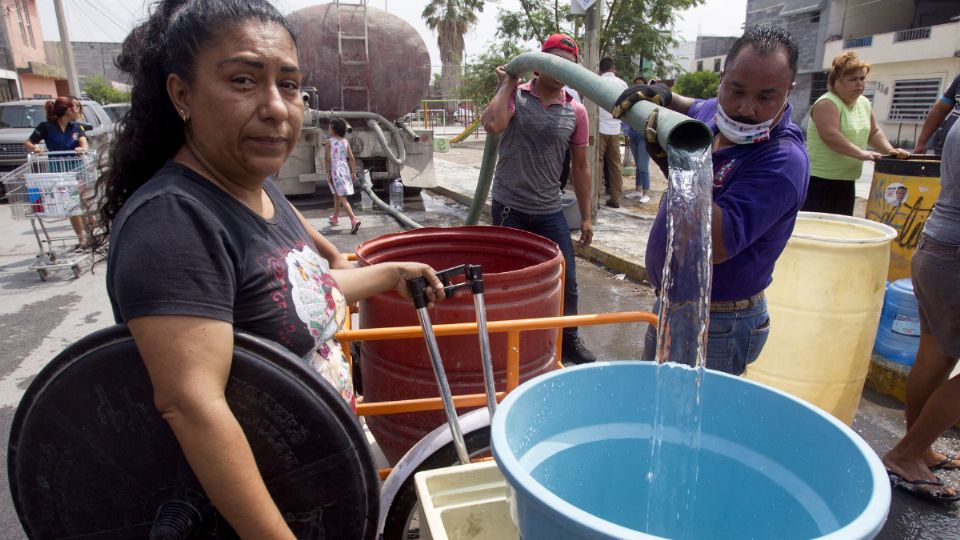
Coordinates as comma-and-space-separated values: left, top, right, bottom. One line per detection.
360, 172, 422, 230
464, 53, 712, 225
314, 110, 408, 165
395, 121, 421, 142
503, 52, 712, 151
366, 119, 407, 166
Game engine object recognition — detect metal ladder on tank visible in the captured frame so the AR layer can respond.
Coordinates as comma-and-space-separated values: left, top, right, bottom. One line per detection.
335, 0, 371, 112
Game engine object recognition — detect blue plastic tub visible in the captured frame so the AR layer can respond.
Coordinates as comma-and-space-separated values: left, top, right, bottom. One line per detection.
491, 362, 890, 540
874, 279, 921, 365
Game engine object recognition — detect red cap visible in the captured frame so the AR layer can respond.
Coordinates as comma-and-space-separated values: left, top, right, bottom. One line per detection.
541, 33, 579, 59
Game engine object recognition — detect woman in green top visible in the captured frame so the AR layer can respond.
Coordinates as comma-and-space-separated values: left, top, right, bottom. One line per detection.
803, 51, 908, 216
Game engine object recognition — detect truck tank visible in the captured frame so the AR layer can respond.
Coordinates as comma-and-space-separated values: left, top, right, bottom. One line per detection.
287, 4, 431, 121
276, 3, 436, 197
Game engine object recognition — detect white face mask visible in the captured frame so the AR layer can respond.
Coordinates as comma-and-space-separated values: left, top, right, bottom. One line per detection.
714, 86, 786, 144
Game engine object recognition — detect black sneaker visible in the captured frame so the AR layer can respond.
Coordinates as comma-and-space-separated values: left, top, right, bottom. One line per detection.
605, 199, 620, 209
561, 335, 597, 365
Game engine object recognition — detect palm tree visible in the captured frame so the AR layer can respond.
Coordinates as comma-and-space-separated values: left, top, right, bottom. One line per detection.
422, 0, 484, 111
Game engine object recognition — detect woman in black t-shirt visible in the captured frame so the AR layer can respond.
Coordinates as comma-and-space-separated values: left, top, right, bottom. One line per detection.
94, 2, 446, 537
24, 96, 90, 249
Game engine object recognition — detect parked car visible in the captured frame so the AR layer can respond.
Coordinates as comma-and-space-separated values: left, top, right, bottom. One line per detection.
0, 98, 115, 200
102, 103, 130, 123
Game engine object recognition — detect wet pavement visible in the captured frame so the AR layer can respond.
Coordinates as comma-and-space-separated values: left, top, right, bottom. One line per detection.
0, 156, 957, 537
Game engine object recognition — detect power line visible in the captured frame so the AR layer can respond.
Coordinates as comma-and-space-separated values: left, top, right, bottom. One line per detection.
82, 0, 129, 35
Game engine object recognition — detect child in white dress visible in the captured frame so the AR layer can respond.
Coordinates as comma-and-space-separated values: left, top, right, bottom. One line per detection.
325, 118, 360, 233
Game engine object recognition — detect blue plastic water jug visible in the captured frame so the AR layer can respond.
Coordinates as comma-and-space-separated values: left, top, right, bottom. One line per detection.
874, 278, 920, 365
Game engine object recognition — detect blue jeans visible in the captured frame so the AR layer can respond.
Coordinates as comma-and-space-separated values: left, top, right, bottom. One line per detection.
628, 135, 650, 191
642, 297, 771, 375
492, 200, 578, 338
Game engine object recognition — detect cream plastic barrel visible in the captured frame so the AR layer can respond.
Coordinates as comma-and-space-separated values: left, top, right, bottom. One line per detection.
745, 212, 897, 425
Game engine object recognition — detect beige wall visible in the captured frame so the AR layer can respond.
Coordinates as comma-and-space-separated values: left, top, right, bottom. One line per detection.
869, 60, 959, 145
841, 0, 915, 39
20, 74, 56, 98
823, 21, 960, 67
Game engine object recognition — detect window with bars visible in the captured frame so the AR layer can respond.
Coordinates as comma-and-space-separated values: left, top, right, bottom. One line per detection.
863, 81, 876, 104
13, 0, 27, 46
21, 0, 36, 49
888, 78, 942, 122
809, 71, 828, 105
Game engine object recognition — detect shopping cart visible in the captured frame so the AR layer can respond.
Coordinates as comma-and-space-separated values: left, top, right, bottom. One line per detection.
2, 150, 98, 280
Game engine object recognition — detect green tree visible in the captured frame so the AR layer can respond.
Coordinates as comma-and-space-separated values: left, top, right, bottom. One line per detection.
672, 70, 719, 99
496, 0, 704, 80
422, 0, 484, 106
458, 40, 524, 108
82, 76, 130, 104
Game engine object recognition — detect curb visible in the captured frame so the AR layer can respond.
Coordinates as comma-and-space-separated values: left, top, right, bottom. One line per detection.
431, 186, 650, 284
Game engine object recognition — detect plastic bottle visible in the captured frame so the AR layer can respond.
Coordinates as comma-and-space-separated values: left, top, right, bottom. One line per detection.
389, 177, 404, 211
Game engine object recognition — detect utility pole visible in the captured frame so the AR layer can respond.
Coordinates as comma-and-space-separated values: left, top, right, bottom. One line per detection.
53, 0, 81, 97
583, 1, 601, 221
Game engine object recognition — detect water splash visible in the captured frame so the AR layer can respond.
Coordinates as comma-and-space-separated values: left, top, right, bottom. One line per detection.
645, 146, 713, 538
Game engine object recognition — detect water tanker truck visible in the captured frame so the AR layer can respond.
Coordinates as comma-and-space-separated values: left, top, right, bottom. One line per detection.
277, 3, 437, 196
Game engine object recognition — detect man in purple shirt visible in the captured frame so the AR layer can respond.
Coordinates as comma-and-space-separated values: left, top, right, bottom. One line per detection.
614, 26, 810, 374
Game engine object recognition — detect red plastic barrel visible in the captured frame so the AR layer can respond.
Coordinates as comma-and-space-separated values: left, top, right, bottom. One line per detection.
355, 226, 562, 463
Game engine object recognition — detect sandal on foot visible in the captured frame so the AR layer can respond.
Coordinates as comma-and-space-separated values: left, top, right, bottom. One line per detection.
929, 455, 960, 471
887, 469, 960, 504
350, 219, 361, 234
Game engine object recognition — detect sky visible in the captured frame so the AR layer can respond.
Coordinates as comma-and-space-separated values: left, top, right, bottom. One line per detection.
36, 0, 748, 71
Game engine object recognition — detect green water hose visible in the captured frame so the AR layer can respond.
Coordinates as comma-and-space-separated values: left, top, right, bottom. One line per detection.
505, 52, 712, 151
465, 132, 500, 225
463, 52, 713, 225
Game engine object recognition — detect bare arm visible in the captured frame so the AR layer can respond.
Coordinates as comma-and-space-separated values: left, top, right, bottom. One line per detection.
666, 92, 695, 115
810, 100, 878, 161
347, 143, 357, 179
867, 113, 908, 159
128, 316, 295, 540
77, 135, 88, 152
290, 205, 354, 269
482, 66, 518, 134
329, 262, 446, 306
324, 140, 332, 178
569, 145, 593, 247
24, 138, 42, 153
914, 100, 952, 154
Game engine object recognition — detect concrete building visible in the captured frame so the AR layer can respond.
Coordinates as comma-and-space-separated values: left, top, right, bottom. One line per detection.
661, 39, 697, 79
821, 0, 959, 146
44, 40, 128, 90
745, 0, 831, 125
692, 36, 739, 74
0, 0, 66, 99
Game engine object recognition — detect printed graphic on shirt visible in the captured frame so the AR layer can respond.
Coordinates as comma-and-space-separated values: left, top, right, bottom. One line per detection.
284, 246, 355, 407
714, 159, 737, 189
286, 246, 345, 344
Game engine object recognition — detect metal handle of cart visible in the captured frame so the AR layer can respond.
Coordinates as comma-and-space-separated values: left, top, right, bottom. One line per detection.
406, 264, 497, 465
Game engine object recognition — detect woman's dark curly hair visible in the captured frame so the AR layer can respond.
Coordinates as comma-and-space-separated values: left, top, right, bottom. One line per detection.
91, 0, 296, 251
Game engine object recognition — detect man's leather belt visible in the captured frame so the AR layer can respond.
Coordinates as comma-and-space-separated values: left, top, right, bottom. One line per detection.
710, 292, 765, 313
